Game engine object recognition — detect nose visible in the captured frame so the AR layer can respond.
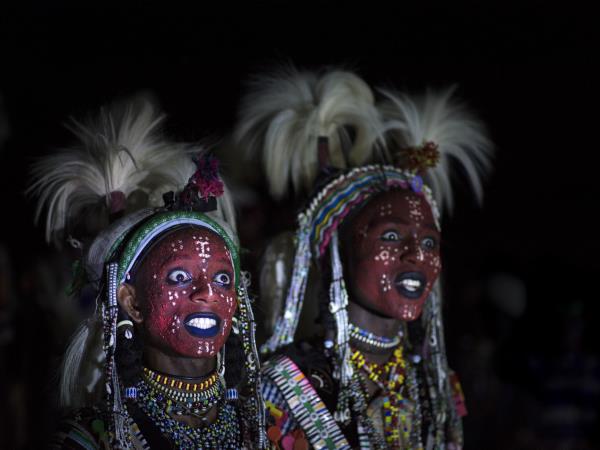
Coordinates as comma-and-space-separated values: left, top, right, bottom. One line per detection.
189, 281, 217, 303
400, 234, 422, 264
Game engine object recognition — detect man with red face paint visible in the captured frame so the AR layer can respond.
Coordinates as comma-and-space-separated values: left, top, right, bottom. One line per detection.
345, 190, 442, 325
123, 227, 237, 363
234, 69, 493, 449
30, 99, 266, 449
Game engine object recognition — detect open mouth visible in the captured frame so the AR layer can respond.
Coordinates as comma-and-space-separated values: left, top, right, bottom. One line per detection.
183, 313, 221, 338
394, 272, 427, 299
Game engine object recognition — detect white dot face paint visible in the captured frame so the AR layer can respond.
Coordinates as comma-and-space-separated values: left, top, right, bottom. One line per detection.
132, 226, 237, 359
345, 189, 441, 322
380, 273, 392, 292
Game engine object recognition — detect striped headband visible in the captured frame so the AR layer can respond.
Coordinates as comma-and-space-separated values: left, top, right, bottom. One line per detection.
301, 165, 440, 257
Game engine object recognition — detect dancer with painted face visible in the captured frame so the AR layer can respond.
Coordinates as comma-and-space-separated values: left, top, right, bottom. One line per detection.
234, 69, 492, 449
30, 99, 265, 449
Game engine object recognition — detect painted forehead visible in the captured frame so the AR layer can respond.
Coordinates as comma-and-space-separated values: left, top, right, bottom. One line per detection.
358, 189, 437, 228
133, 225, 233, 273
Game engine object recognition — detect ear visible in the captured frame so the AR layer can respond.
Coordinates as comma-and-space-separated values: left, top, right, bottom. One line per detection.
117, 283, 143, 323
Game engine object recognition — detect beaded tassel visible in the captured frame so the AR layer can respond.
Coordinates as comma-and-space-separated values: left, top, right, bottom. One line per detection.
105, 262, 130, 448
329, 232, 356, 427
261, 222, 311, 354
329, 232, 352, 385
239, 275, 268, 448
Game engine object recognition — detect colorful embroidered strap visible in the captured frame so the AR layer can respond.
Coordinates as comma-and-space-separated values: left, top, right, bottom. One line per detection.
262, 355, 351, 450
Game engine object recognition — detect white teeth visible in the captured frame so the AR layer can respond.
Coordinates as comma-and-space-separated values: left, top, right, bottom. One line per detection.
186, 317, 217, 329
400, 279, 422, 291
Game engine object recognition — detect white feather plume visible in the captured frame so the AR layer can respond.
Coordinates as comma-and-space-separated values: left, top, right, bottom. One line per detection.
234, 68, 386, 198
29, 98, 197, 243
379, 86, 494, 212
59, 318, 104, 407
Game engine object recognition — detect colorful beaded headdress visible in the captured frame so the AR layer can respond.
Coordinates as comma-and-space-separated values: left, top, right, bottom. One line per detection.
29, 98, 266, 448
235, 69, 493, 447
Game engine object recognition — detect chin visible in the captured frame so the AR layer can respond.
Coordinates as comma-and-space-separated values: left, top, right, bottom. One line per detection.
392, 301, 425, 322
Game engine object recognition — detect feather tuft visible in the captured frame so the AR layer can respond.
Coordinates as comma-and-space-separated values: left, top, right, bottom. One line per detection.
234, 68, 386, 198
379, 86, 494, 212
28, 97, 200, 243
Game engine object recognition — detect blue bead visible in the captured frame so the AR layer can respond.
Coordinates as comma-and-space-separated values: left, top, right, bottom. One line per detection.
124, 386, 137, 398
226, 388, 238, 400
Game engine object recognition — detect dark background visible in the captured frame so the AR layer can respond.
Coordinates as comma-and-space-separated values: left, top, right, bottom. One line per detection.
1, 2, 598, 448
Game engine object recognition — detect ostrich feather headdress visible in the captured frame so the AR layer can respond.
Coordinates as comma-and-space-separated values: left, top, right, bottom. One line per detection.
234, 68, 386, 198
28, 98, 266, 448
258, 79, 493, 449
378, 85, 494, 213
29, 97, 236, 245
29, 96, 240, 403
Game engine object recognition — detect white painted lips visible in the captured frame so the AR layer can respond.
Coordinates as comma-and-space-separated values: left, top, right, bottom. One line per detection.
185, 317, 218, 329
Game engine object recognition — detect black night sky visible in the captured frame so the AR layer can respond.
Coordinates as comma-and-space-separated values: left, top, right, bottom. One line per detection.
1, 2, 598, 448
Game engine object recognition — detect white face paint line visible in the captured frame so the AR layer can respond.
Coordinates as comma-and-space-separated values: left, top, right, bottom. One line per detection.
197, 240, 211, 258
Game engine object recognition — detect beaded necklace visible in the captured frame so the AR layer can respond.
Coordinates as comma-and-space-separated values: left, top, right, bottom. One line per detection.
143, 366, 219, 394
351, 346, 415, 448
142, 366, 224, 420
349, 323, 401, 350
134, 378, 241, 448
351, 346, 406, 391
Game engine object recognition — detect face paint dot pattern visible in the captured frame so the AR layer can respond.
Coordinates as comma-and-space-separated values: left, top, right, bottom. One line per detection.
380, 274, 392, 292
132, 226, 237, 358
344, 189, 441, 322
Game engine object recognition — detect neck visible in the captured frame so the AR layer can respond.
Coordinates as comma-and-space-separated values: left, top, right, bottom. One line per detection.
348, 300, 401, 338
347, 300, 402, 363
143, 346, 217, 379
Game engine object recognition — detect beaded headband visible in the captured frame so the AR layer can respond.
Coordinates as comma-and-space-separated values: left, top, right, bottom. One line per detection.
305, 165, 440, 258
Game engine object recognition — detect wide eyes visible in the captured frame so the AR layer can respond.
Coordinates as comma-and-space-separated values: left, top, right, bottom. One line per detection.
167, 269, 192, 285
381, 230, 401, 241
166, 269, 232, 288
421, 237, 437, 251
213, 271, 232, 287
380, 230, 437, 251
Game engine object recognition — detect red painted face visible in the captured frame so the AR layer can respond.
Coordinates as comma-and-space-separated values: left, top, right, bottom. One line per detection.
132, 226, 236, 357
343, 189, 441, 321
